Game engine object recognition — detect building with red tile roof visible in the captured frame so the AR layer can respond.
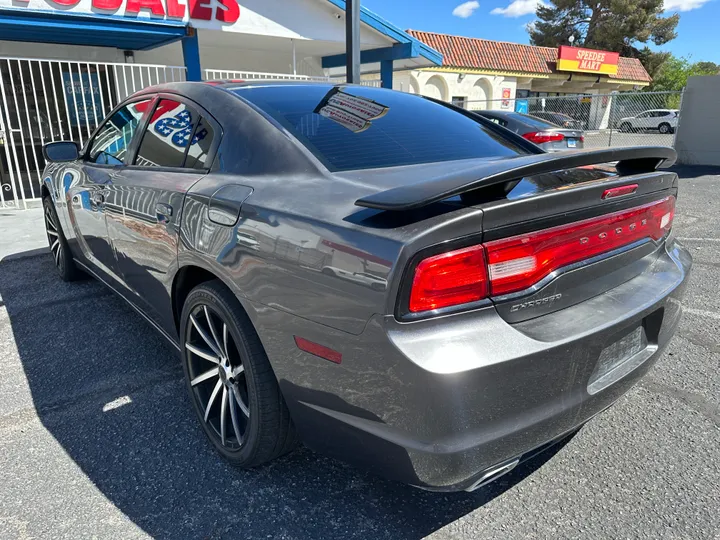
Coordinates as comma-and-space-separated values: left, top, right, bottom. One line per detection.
406, 30, 651, 85
389, 30, 651, 130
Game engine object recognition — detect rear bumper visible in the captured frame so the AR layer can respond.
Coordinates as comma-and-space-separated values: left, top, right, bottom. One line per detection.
274, 238, 691, 491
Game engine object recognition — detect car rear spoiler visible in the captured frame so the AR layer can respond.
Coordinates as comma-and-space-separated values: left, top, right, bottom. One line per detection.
355, 146, 677, 211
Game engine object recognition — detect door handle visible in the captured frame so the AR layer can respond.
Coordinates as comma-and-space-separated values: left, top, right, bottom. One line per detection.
156, 203, 173, 223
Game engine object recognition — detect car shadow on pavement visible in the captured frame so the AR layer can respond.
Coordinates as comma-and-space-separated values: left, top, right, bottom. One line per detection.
0, 251, 569, 540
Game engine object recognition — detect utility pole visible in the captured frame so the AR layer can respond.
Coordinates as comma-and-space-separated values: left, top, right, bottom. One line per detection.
346, 0, 360, 83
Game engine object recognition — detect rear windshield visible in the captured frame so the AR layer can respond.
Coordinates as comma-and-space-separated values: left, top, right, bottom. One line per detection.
231, 84, 526, 172
510, 113, 559, 130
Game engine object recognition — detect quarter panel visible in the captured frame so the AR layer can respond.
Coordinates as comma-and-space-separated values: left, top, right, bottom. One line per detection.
179, 186, 400, 335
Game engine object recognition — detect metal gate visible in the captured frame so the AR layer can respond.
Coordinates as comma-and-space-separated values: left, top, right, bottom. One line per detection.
0, 57, 187, 209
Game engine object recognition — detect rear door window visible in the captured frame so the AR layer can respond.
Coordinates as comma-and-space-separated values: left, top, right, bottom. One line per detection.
135, 99, 198, 168
233, 85, 526, 171
184, 116, 216, 169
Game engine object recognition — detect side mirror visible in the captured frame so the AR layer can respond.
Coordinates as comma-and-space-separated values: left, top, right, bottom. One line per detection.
43, 141, 79, 163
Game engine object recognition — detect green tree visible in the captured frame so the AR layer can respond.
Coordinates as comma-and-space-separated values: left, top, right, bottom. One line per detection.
528, 0, 679, 78
649, 55, 720, 91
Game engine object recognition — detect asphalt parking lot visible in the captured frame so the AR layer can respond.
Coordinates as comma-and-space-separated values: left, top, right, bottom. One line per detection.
0, 167, 718, 540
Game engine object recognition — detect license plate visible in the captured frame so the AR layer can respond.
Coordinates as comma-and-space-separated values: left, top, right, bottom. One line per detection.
587, 326, 648, 394
567, 139, 577, 148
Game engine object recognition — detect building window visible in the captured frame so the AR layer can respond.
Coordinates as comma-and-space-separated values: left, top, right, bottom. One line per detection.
451, 96, 468, 109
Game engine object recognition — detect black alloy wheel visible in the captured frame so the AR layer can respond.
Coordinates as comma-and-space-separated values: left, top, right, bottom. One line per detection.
180, 280, 297, 466
43, 197, 81, 281
185, 302, 250, 450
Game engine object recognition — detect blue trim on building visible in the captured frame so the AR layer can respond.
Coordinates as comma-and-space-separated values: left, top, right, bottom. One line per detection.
0, 8, 187, 51
321, 43, 418, 69
182, 33, 202, 81
324, 0, 442, 66
380, 60, 393, 89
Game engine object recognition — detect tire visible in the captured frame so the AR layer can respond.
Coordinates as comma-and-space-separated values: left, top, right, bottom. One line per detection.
658, 122, 671, 134
619, 122, 632, 133
43, 196, 82, 282
180, 280, 297, 467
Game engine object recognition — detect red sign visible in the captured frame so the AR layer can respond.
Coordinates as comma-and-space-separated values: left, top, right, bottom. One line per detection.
557, 46, 619, 76
12, 0, 239, 23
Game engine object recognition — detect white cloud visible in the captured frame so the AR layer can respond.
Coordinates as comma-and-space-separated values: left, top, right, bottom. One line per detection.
663, 0, 709, 11
453, 1, 481, 18
491, 0, 546, 17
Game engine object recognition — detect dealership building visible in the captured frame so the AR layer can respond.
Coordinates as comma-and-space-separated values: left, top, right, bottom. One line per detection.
394, 31, 651, 112
0, 0, 442, 208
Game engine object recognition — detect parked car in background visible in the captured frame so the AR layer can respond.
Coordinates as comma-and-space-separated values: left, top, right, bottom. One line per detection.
617, 109, 679, 134
41, 82, 690, 492
530, 111, 584, 130
475, 110, 584, 152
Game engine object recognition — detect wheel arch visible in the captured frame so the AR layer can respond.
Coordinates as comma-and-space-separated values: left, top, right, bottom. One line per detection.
171, 261, 260, 337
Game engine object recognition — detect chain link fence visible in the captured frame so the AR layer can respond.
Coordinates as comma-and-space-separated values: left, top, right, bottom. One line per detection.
461, 91, 683, 150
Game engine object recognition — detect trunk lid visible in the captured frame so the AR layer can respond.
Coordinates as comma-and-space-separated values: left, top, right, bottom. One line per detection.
357, 148, 680, 323
479, 167, 677, 323
542, 128, 584, 152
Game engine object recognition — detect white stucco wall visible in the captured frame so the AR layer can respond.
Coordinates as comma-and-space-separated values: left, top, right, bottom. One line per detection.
675, 75, 720, 165
393, 70, 517, 110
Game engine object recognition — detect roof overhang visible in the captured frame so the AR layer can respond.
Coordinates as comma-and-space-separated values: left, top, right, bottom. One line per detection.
0, 8, 188, 51
322, 0, 442, 73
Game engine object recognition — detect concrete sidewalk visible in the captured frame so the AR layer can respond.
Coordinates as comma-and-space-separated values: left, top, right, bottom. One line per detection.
0, 207, 48, 261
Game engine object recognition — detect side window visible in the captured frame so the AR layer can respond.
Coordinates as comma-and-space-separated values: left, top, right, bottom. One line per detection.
185, 116, 216, 169
88, 99, 150, 165
135, 99, 198, 168
636, 112, 649, 118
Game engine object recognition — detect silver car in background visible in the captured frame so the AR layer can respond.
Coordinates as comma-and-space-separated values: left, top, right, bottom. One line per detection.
617, 109, 679, 134
475, 110, 585, 152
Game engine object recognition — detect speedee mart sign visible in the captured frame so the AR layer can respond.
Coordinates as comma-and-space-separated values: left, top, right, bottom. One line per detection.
557, 46, 619, 76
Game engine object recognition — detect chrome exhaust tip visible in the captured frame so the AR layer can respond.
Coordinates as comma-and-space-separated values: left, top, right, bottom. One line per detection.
464, 458, 520, 492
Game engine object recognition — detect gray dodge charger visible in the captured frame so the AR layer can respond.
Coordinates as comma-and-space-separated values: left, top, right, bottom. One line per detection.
40, 82, 691, 492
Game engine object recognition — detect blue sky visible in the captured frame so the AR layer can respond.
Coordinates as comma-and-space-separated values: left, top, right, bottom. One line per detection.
363, 0, 720, 63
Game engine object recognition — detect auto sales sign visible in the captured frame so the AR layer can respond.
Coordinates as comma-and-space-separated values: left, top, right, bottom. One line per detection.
557, 46, 619, 76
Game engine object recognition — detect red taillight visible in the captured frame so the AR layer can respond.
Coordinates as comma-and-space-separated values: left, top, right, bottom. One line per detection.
579, 135, 585, 143
408, 244, 488, 312
522, 131, 565, 144
484, 196, 675, 296
406, 196, 675, 313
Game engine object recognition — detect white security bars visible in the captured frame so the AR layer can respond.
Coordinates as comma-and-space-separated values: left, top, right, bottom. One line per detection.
0, 57, 185, 208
